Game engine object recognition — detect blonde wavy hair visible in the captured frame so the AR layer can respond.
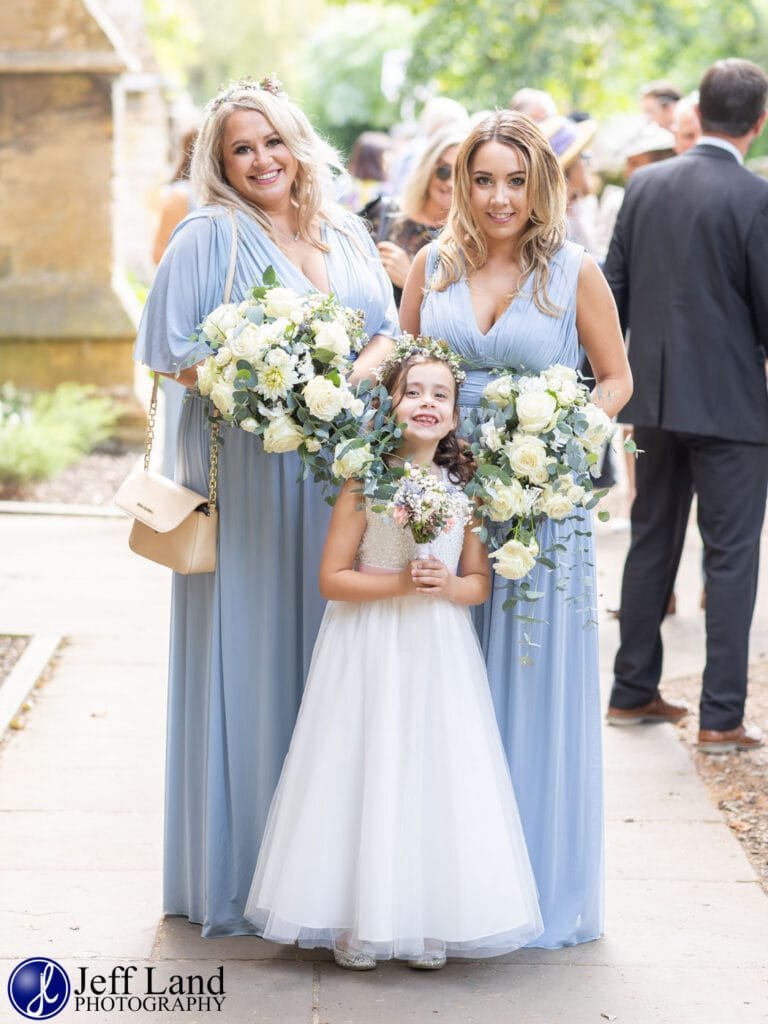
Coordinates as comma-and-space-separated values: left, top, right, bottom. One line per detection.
191, 86, 346, 250
432, 111, 567, 315
400, 126, 468, 222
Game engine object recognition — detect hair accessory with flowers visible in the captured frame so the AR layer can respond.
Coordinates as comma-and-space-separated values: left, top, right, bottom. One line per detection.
206, 74, 285, 114
376, 333, 466, 385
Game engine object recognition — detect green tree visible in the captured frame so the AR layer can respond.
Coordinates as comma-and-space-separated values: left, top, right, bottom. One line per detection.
403, 0, 767, 117
297, 3, 421, 154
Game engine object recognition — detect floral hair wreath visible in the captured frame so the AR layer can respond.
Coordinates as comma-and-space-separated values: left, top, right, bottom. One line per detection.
206, 74, 285, 114
375, 333, 467, 386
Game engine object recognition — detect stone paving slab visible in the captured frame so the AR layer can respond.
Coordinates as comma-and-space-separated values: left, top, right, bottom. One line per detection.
0, 509, 766, 1024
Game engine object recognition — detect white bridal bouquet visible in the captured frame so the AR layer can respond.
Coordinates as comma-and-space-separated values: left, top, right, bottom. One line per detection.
467, 364, 616, 599
194, 267, 369, 459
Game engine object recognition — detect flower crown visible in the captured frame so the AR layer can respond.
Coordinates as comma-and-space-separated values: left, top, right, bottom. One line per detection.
206, 74, 285, 114
376, 334, 467, 386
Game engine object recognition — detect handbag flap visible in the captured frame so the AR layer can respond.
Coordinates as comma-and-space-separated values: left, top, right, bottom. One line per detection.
114, 471, 209, 532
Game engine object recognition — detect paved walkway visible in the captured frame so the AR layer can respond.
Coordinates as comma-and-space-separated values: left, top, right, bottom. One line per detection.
1, 505, 767, 1023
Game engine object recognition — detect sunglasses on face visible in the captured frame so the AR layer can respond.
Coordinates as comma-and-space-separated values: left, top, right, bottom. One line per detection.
434, 163, 453, 182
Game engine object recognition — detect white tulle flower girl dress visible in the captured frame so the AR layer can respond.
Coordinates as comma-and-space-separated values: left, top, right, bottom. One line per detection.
244, 481, 543, 962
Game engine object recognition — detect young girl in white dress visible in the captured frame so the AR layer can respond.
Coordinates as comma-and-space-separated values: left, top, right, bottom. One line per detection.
244, 341, 543, 970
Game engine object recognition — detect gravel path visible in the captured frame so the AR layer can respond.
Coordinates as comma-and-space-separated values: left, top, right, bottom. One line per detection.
0, 636, 29, 687
0, 450, 140, 505
667, 661, 768, 894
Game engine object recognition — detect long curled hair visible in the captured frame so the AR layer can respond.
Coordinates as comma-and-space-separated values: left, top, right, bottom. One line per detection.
381, 355, 475, 486
191, 86, 346, 249
432, 110, 567, 316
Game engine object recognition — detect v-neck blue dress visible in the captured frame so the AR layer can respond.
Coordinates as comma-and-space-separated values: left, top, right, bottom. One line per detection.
420, 241, 604, 948
135, 205, 399, 936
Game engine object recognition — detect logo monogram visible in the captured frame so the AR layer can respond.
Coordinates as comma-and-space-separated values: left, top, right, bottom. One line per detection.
7, 958, 70, 1020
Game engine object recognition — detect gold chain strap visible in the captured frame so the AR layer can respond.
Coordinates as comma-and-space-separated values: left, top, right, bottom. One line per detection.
144, 374, 160, 471
208, 421, 220, 511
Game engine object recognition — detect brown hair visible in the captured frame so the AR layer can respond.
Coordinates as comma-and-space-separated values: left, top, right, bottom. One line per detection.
699, 58, 768, 137
432, 110, 566, 316
381, 355, 475, 486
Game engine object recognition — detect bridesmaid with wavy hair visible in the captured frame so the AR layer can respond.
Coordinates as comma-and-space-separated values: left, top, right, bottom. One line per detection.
400, 110, 632, 947
135, 76, 398, 937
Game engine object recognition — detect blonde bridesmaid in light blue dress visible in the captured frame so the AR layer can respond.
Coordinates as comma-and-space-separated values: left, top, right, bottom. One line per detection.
400, 111, 632, 948
135, 81, 398, 937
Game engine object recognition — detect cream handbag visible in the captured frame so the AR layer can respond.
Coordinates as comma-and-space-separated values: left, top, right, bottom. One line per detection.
113, 374, 220, 574
114, 210, 237, 574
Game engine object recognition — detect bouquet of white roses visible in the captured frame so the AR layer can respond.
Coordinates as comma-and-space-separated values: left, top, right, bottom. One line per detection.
194, 266, 369, 459
467, 364, 615, 596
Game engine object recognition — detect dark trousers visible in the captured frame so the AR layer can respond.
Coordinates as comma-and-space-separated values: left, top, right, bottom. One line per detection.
611, 427, 768, 730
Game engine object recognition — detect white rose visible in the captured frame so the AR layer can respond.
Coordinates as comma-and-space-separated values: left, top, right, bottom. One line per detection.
202, 303, 240, 343
223, 362, 238, 383
229, 323, 270, 363
263, 287, 305, 322
505, 433, 550, 485
536, 484, 575, 521
196, 358, 217, 396
486, 480, 527, 522
490, 537, 539, 580
313, 320, 351, 359
214, 346, 232, 367
339, 387, 365, 416
240, 417, 258, 433
543, 364, 582, 407
303, 375, 345, 422
210, 379, 235, 418
304, 436, 322, 453
480, 420, 504, 452
580, 403, 614, 452
566, 482, 586, 505
483, 375, 515, 406
263, 413, 304, 453
332, 441, 374, 479
516, 390, 559, 434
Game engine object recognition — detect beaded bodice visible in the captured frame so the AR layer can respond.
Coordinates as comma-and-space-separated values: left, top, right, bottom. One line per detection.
356, 485, 470, 573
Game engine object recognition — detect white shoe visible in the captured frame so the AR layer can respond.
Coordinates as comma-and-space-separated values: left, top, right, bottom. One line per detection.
332, 945, 376, 971
407, 950, 447, 970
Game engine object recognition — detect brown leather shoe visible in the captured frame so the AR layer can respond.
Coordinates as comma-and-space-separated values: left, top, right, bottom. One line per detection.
607, 694, 689, 726
697, 723, 764, 754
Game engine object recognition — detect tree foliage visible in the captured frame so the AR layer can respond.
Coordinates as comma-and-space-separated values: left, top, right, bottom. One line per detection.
404, 0, 767, 116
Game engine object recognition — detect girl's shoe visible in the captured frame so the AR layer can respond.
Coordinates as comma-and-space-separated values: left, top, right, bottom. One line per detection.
407, 950, 447, 970
332, 944, 376, 971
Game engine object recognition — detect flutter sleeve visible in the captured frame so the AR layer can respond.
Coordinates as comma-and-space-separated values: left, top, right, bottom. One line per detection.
134, 211, 230, 375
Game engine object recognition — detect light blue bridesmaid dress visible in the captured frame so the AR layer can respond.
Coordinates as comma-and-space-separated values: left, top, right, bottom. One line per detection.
420, 241, 604, 948
135, 206, 398, 936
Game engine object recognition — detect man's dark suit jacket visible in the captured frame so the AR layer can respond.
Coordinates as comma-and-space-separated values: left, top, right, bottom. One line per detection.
604, 143, 768, 444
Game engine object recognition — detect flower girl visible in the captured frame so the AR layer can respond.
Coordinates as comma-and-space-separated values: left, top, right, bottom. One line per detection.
244, 340, 543, 969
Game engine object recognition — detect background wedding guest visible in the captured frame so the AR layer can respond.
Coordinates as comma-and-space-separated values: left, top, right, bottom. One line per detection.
134, 76, 398, 938
605, 59, 768, 755
638, 79, 682, 129
671, 92, 702, 154
363, 126, 466, 307
508, 87, 557, 123
387, 95, 468, 195
541, 115, 599, 255
338, 129, 391, 210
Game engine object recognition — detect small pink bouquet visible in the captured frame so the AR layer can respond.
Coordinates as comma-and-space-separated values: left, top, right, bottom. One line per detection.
387, 463, 457, 554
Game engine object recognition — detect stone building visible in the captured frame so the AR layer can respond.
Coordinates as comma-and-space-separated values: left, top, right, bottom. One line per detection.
0, 0, 172, 399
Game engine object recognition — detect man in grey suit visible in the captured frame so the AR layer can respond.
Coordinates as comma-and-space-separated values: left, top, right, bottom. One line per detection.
604, 59, 768, 753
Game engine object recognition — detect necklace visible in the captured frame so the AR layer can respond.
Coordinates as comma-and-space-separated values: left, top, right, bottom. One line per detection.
270, 218, 300, 244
